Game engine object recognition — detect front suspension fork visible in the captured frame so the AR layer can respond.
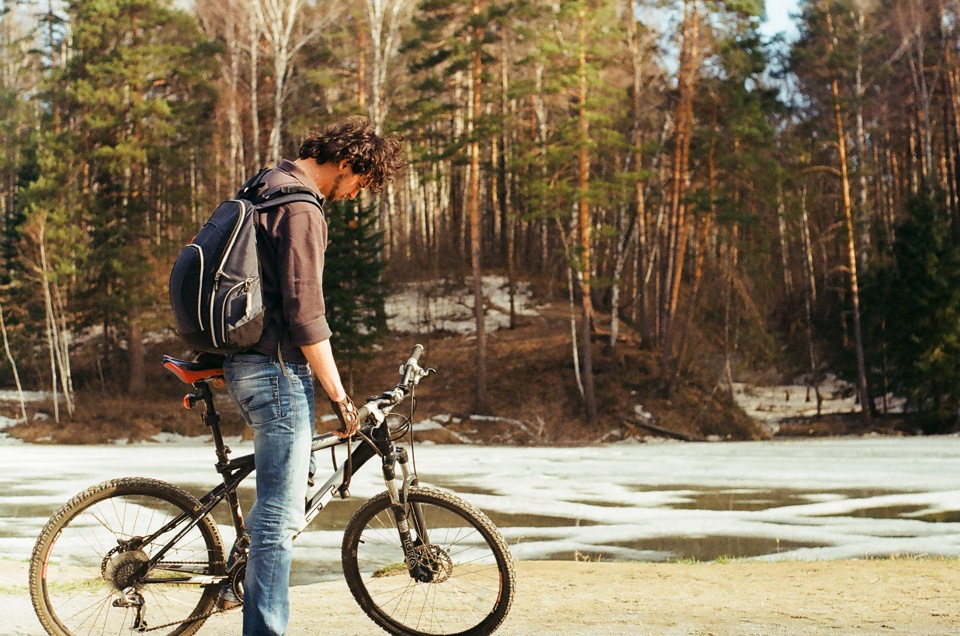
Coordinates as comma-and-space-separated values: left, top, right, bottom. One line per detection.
382, 447, 431, 579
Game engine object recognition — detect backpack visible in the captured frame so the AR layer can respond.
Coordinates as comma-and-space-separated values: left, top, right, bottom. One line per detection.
169, 168, 324, 354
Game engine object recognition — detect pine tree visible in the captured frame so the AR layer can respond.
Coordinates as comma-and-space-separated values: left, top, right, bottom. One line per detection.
19, 0, 217, 394
861, 193, 960, 432
323, 199, 388, 388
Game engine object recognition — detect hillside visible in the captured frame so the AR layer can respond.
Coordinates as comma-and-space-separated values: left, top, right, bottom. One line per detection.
0, 282, 768, 446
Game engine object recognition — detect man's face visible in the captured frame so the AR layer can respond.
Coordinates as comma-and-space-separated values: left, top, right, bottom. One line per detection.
329, 162, 368, 202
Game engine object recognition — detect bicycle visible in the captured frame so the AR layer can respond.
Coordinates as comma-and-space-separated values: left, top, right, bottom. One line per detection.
28, 345, 515, 636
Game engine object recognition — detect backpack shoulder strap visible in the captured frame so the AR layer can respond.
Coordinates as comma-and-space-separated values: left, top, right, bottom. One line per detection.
236, 167, 271, 200
253, 187, 324, 217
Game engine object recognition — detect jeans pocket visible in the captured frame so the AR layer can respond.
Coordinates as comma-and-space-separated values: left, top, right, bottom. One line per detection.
233, 376, 282, 425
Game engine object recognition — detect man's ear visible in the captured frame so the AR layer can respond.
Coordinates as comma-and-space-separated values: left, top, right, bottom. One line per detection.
337, 159, 351, 173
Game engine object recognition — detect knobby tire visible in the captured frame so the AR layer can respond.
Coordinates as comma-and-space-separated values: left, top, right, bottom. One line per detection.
341, 486, 515, 636
29, 477, 225, 636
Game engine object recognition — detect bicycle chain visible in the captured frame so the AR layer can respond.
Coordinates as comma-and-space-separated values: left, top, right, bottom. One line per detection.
141, 605, 230, 633
131, 561, 232, 633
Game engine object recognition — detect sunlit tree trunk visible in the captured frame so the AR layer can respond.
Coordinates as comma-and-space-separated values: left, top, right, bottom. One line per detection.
825, 4, 872, 425
38, 224, 73, 420
469, 0, 487, 413
661, 0, 699, 387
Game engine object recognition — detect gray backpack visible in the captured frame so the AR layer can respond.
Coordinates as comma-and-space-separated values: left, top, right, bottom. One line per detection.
169, 169, 323, 353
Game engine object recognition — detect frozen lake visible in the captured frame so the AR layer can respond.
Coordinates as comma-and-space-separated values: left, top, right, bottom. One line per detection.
4, 437, 960, 585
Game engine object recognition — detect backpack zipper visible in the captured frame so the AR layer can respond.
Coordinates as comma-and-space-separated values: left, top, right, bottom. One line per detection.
210, 272, 220, 348
209, 201, 248, 349
221, 278, 254, 343
215, 200, 248, 279
187, 244, 205, 327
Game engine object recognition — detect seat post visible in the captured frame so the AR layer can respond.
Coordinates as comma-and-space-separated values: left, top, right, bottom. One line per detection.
196, 381, 231, 467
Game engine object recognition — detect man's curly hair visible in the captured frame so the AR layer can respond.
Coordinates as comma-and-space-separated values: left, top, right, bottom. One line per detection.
298, 116, 405, 194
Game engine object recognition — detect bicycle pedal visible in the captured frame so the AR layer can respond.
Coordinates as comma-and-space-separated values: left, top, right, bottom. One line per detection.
216, 589, 243, 613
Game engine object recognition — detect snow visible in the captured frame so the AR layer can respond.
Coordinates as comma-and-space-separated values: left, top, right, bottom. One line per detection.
385, 275, 540, 335
0, 390, 50, 404
732, 374, 907, 432
4, 437, 960, 570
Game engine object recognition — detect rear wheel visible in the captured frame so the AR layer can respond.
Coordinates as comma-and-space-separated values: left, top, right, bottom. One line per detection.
29, 478, 225, 636
342, 487, 515, 636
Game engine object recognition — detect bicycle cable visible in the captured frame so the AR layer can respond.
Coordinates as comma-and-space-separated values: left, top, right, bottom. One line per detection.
407, 384, 418, 479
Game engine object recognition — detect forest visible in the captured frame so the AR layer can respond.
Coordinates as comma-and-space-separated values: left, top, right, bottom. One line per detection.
1, 0, 960, 436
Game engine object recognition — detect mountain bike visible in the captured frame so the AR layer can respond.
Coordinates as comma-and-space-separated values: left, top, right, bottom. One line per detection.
28, 345, 515, 636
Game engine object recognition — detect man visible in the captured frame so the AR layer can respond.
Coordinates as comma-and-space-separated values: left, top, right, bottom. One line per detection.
222, 116, 405, 636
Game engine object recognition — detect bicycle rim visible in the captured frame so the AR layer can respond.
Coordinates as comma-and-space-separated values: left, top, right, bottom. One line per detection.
30, 478, 224, 636
342, 487, 515, 636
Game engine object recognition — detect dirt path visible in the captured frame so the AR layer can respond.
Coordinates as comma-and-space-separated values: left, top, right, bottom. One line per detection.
5, 559, 957, 635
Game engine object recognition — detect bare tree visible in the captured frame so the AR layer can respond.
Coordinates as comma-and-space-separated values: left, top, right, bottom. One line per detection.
197, 0, 248, 188
252, 0, 335, 165
0, 297, 27, 423
363, 0, 410, 133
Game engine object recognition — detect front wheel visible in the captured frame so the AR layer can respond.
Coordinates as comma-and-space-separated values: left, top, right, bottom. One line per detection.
342, 486, 515, 636
29, 478, 225, 636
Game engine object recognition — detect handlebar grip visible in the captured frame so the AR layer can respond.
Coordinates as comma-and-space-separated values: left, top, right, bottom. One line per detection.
408, 344, 424, 365
401, 344, 425, 387
355, 404, 371, 422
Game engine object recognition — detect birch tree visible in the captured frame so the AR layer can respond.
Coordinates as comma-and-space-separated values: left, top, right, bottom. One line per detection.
253, 0, 336, 165
363, 0, 410, 133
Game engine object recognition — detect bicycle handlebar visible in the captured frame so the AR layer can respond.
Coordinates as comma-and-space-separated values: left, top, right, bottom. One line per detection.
354, 344, 428, 428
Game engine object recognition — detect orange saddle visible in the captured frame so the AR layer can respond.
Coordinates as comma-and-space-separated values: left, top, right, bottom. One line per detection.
162, 355, 225, 384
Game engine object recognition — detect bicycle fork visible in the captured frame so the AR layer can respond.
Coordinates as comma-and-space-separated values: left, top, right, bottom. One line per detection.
381, 447, 437, 582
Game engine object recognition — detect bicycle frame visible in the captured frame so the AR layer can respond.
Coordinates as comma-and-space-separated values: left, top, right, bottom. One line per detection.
135, 376, 418, 587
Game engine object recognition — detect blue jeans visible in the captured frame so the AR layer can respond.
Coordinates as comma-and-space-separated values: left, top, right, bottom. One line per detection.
225, 353, 315, 636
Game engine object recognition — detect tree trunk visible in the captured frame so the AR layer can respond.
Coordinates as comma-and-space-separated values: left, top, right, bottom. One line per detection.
127, 304, 145, 395
358, 26, 366, 112
249, 9, 261, 168
576, 7, 597, 424
38, 226, 60, 423
825, 5, 872, 425
800, 187, 819, 386
776, 182, 793, 295
226, 7, 244, 188
614, 3, 646, 352
0, 300, 27, 423
469, 0, 487, 414
661, 0, 699, 387
668, 134, 715, 394
500, 41, 516, 328
268, 29, 288, 166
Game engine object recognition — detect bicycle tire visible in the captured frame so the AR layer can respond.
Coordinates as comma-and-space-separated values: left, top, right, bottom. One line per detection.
29, 477, 226, 636
341, 486, 515, 636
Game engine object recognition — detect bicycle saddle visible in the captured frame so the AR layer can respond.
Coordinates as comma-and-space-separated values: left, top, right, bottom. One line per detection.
162, 354, 225, 384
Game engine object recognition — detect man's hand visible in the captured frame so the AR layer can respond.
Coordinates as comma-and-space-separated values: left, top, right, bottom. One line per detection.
330, 395, 360, 438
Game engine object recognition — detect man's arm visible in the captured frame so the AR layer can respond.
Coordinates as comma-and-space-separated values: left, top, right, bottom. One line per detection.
301, 339, 358, 437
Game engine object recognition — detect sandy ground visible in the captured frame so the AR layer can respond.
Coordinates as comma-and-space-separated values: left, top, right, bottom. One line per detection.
4, 559, 957, 636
